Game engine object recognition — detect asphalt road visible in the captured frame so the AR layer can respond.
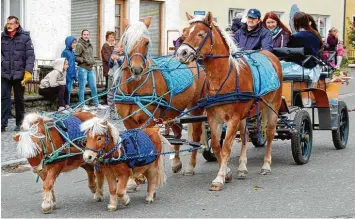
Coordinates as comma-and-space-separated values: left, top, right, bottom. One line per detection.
1, 71, 355, 218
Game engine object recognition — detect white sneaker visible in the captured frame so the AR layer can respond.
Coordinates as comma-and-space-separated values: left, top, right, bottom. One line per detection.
82, 105, 91, 111
96, 104, 107, 110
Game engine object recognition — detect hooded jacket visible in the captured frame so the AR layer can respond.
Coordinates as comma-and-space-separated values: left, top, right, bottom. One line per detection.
61, 36, 77, 81
234, 23, 273, 51
1, 26, 35, 80
75, 37, 96, 70
39, 58, 66, 89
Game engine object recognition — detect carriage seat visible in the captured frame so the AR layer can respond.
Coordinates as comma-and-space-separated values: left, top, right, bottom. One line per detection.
273, 48, 322, 82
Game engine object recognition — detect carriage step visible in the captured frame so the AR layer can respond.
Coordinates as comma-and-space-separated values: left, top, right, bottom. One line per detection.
167, 138, 201, 148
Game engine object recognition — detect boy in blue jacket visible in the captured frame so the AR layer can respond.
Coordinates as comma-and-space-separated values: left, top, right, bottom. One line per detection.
61, 36, 77, 105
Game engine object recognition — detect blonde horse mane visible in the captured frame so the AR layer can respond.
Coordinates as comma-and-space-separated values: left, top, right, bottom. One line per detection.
80, 117, 121, 144
16, 112, 50, 158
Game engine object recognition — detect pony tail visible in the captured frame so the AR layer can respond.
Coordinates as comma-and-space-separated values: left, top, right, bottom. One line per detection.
156, 135, 171, 187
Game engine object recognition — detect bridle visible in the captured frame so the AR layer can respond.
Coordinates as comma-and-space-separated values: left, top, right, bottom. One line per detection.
124, 43, 149, 74
181, 20, 214, 59
84, 131, 122, 161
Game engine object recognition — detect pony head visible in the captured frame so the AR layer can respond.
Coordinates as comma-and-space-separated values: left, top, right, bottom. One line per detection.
119, 17, 152, 80
176, 11, 241, 66
80, 116, 121, 164
12, 113, 50, 159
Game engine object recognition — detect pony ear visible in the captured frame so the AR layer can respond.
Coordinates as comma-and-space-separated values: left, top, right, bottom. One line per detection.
140, 17, 152, 28
205, 11, 214, 25
186, 12, 193, 21
13, 134, 20, 142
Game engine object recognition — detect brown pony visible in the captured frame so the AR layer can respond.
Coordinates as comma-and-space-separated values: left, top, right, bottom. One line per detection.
80, 116, 167, 211
114, 17, 206, 176
176, 12, 283, 191
12, 112, 104, 213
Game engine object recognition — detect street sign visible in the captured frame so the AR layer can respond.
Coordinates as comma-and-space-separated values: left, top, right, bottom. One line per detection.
194, 11, 206, 16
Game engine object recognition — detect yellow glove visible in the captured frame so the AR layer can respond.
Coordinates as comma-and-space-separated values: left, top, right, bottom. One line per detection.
21, 71, 32, 86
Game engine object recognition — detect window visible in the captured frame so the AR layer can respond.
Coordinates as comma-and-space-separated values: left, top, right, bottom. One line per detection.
228, 8, 245, 27
272, 11, 284, 19
115, 0, 125, 42
310, 14, 330, 38
1, 0, 25, 28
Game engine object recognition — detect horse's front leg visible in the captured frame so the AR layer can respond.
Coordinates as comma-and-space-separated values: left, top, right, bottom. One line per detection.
237, 119, 249, 179
41, 167, 60, 214
210, 118, 239, 191
106, 174, 118, 211
116, 174, 131, 206
80, 163, 97, 193
94, 169, 104, 201
171, 123, 183, 173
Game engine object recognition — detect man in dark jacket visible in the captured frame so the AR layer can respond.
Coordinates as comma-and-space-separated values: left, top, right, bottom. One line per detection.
234, 9, 273, 51
1, 16, 35, 132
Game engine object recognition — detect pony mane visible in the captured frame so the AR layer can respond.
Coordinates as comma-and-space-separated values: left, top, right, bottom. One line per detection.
16, 112, 49, 158
80, 117, 121, 144
119, 21, 151, 54
188, 16, 244, 70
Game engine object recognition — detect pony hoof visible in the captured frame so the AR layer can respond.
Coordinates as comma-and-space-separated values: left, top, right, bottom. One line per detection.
183, 169, 195, 176
41, 201, 53, 214
209, 183, 223, 191
260, 169, 272, 175
172, 163, 182, 173
94, 193, 104, 202
145, 196, 154, 204
120, 195, 130, 206
237, 170, 248, 179
107, 204, 117, 212
225, 172, 233, 183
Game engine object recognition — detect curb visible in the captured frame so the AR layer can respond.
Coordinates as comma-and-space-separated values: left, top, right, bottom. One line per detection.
1, 158, 28, 168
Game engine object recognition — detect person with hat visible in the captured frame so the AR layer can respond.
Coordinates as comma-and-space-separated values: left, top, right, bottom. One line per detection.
234, 8, 273, 51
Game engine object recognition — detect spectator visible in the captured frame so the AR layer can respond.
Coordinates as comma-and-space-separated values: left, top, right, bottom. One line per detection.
75, 29, 106, 111
231, 13, 243, 33
61, 36, 77, 105
234, 8, 273, 51
39, 58, 70, 112
327, 28, 338, 51
336, 41, 345, 70
101, 31, 116, 104
263, 12, 291, 48
1, 16, 35, 132
107, 44, 124, 120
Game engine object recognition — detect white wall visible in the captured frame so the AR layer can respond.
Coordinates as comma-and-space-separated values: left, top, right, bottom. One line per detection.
127, 0, 140, 22
162, 0, 181, 54
101, 0, 115, 47
25, 0, 71, 60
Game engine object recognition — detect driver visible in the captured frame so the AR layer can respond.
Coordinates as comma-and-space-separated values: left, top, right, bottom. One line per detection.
233, 9, 273, 51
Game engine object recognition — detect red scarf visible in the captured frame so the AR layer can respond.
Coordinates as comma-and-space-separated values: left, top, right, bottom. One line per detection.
8, 30, 16, 38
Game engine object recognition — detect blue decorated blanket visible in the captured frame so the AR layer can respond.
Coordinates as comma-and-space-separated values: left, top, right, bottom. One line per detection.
152, 57, 194, 96
119, 129, 157, 168
57, 116, 85, 141
243, 52, 280, 96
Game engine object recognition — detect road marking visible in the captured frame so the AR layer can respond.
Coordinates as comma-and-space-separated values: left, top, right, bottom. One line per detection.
339, 92, 355, 98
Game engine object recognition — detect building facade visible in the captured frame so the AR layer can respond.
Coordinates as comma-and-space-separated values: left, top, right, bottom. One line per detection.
180, 0, 345, 41
1, 0, 181, 60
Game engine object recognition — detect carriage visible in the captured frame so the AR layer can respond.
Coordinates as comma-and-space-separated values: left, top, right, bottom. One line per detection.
174, 47, 350, 165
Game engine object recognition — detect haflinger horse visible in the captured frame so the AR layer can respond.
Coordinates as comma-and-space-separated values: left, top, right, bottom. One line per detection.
176, 12, 283, 191
113, 17, 206, 176
12, 112, 105, 213
80, 116, 167, 211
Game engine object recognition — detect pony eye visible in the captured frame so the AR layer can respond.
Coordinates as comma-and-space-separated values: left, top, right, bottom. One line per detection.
145, 42, 149, 46
198, 33, 204, 38
97, 137, 102, 141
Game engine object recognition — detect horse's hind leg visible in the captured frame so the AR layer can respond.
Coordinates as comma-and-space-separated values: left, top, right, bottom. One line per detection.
41, 167, 60, 214
171, 123, 183, 173
261, 107, 278, 175
81, 163, 97, 193
237, 119, 249, 179
144, 165, 158, 203
184, 121, 203, 175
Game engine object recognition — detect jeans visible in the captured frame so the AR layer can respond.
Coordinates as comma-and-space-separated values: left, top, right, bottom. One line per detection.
66, 78, 75, 105
78, 67, 99, 106
39, 85, 69, 107
1, 78, 24, 127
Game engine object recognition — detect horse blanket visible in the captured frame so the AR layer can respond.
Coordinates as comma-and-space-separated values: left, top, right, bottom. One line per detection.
152, 57, 194, 96
119, 129, 157, 168
56, 116, 85, 141
243, 52, 280, 96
